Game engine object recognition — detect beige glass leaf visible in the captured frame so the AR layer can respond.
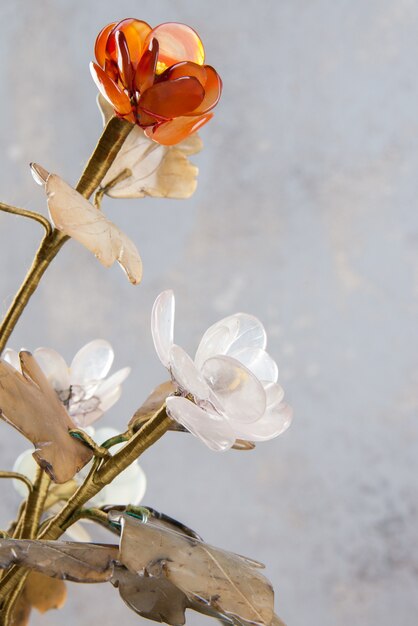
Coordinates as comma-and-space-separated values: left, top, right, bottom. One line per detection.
97, 94, 201, 199
0, 353, 92, 483
24, 571, 67, 614
128, 380, 176, 430
271, 614, 287, 626
117, 513, 275, 626
33, 164, 143, 285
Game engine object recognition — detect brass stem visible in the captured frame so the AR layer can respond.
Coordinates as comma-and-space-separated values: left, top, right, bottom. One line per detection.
0, 116, 132, 356
0, 202, 52, 235
0, 472, 32, 493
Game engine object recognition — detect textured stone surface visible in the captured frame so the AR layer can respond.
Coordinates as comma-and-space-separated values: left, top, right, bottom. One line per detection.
0, 1, 418, 625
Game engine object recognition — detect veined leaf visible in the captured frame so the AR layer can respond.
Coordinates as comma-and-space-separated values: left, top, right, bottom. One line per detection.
0, 353, 92, 483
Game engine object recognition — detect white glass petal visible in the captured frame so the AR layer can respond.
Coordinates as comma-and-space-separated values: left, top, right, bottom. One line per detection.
166, 396, 235, 451
99, 386, 122, 413
34, 347, 71, 391
70, 339, 114, 384
231, 382, 292, 441
90, 462, 147, 507
151, 290, 175, 367
228, 347, 278, 383
201, 355, 266, 423
12, 449, 38, 497
169, 344, 210, 400
95, 367, 131, 397
195, 313, 267, 368
3, 349, 21, 372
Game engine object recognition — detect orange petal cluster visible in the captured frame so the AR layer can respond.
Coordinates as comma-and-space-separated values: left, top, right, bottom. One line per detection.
91, 19, 222, 145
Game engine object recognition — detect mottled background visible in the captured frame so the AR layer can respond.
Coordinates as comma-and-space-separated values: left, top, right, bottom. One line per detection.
0, 1, 418, 625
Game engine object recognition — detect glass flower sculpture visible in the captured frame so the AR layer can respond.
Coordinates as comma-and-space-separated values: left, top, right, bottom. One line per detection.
0, 17, 290, 626
152, 290, 293, 450
91, 19, 222, 145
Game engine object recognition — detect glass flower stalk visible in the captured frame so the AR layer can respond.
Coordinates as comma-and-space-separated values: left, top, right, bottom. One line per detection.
90, 19, 222, 145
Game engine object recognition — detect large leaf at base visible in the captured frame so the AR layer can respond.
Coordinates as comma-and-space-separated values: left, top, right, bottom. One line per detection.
0, 512, 277, 626
0, 353, 92, 483
98, 94, 201, 199
116, 513, 274, 626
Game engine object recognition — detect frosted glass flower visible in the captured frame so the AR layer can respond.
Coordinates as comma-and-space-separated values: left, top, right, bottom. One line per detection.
4, 340, 130, 428
13, 427, 146, 540
151, 290, 293, 451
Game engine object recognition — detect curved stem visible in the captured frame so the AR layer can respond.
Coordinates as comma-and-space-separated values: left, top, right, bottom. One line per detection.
0, 472, 32, 493
0, 202, 52, 235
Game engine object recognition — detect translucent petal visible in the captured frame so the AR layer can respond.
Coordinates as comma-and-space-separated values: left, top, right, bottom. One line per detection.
115, 31, 133, 90
162, 60, 207, 84
90, 62, 132, 115
33, 347, 70, 392
98, 385, 122, 413
169, 344, 210, 400
107, 19, 152, 67
145, 22, 205, 67
201, 355, 266, 423
135, 38, 159, 93
230, 383, 292, 441
3, 348, 21, 372
146, 113, 213, 146
12, 449, 38, 497
151, 290, 175, 367
166, 396, 235, 451
95, 366, 131, 398
95, 21, 117, 67
195, 313, 267, 368
140, 76, 204, 120
70, 339, 114, 385
228, 347, 278, 383
188, 66, 222, 115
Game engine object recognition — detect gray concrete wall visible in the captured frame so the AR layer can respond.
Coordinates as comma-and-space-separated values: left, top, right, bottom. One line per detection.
0, 1, 417, 624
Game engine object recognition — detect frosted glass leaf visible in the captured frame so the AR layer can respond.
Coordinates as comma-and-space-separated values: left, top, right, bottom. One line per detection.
201, 355, 266, 423
169, 345, 210, 400
70, 339, 114, 384
0, 352, 92, 483
151, 290, 175, 367
166, 396, 235, 451
195, 313, 267, 368
39, 168, 142, 284
230, 382, 292, 442
33, 347, 71, 391
228, 347, 278, 383
117, 513, 275, 626
97, 95, 201, 199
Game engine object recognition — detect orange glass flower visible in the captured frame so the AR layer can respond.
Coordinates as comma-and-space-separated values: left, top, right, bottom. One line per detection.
91, 19, 222, 146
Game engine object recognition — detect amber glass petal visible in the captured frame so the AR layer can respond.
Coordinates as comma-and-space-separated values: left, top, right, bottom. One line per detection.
107, 19, 152, 68
161, 61, 207, 85
188, 65, 222, 115
90, 62, 132, 116
145, 22, 205, 67
105, 58, 119, 83
139, 76, 204, 120
95, 22, 117, 67
135, 38, 159, 93
145, 113, 213, 145
116, 31, 133, 90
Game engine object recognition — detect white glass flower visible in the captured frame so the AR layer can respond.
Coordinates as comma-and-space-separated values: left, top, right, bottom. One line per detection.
13, 427, 147, 540
151, 290, 293, 451
4, 339, 130, 428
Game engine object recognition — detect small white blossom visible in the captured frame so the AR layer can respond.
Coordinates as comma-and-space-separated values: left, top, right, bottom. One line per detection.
151, 290, 293, 451
4, 340, 130, 428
